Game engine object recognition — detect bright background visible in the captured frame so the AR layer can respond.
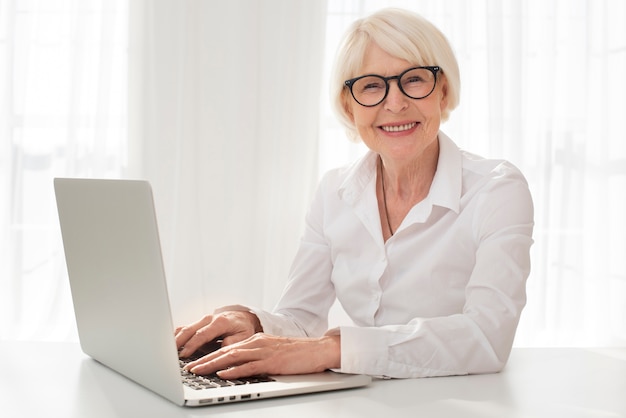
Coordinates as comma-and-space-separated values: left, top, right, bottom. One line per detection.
1, 0, 625, 347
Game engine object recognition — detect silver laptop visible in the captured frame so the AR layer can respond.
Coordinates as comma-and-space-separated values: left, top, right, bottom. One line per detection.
54, 178, 371, 407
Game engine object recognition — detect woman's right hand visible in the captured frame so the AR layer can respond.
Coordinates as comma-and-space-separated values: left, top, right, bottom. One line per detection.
175, 310, 262, 358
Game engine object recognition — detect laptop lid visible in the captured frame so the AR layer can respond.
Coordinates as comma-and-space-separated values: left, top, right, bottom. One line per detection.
54, 178, 370, 407
55, 178, 186, 405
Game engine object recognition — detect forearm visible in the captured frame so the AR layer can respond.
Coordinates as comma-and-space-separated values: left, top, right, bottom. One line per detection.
214, 304, 323, 338
337, 312, 518, 378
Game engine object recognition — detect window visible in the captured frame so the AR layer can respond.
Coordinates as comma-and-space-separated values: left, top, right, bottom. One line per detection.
0, 0, 127, 340
319, 0, 626, 346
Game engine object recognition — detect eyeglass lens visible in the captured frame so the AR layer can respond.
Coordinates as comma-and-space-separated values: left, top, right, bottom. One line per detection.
349, 67, 437, 107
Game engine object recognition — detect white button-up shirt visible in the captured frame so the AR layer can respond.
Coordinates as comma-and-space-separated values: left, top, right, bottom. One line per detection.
246, 132, 534, 378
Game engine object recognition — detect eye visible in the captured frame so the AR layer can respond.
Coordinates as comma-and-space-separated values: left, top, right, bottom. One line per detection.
355, 77, 386, 94
403, 75, 425, 86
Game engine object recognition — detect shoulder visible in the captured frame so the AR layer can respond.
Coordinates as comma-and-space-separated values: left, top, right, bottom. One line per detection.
436, 132, 533, 232
456, 150, 534, 235
460, 150, 530, 199
437, 132, 531, 210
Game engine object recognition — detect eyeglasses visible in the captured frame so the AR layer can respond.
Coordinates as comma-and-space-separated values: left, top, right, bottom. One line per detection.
344, 66, 440, 107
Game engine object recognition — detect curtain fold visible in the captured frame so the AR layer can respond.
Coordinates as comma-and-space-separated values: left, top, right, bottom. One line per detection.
128, 0, 327, 325
0, 0, 127, 340
2, 0, 623, 347
323, 0, 626, 346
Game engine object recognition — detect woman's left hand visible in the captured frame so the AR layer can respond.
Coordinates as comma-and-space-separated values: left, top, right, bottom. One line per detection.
184, 333, 341, 379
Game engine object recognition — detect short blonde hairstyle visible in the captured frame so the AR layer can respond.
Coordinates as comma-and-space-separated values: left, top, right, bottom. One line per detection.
330, 8, 460, 140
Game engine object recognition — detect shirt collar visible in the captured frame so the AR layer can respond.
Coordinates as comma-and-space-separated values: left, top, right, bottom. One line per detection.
338, 131, 462, 214
430, 131, 462, 213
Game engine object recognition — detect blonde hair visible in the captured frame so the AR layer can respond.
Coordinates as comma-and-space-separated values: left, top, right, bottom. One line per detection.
330, 8, 460, 140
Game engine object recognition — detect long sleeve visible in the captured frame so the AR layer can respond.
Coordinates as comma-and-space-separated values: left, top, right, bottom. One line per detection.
243, 132, 534, 378
338, 163, 534, 377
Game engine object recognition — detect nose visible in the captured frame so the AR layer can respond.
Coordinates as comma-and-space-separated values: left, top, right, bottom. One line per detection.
383, 81, 409, 113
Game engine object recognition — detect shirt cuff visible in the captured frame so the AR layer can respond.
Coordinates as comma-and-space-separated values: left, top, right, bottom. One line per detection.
337, 326, 390, 376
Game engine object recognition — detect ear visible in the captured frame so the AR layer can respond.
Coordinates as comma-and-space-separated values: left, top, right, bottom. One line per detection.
438, 74, 449, 112
342, 90, 355, 122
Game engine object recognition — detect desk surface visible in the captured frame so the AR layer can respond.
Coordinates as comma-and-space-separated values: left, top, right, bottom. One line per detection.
0, 342, 624, 418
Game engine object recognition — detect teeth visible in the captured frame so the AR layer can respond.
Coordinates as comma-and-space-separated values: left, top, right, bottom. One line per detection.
381, 123, 416, 132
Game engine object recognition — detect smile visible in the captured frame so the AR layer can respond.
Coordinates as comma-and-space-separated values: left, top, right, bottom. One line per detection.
380, 122, 417, 133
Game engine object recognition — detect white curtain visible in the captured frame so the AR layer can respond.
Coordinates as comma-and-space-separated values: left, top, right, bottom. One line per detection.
128, 0, 327, 326
3, 0, 624, 348
0, 0, 127, 341
322, 0, 626, 347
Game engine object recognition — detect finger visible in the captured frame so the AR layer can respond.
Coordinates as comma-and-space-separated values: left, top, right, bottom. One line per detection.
183, 337, 248, 371
175, 314, 213, 351
216, 360, 268, 380
222, 333, 256, 347
185, 313, 248, 350
187, 345, 262, 375
175, 315, 212, 343
179, 314, 243, 357
178, 326, 221, 358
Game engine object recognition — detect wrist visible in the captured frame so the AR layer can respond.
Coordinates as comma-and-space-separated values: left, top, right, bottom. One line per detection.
319, 334, 341, 370
244, 311, 263, 333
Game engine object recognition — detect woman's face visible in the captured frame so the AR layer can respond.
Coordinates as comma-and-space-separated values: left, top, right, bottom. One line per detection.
346, 43, 448, 164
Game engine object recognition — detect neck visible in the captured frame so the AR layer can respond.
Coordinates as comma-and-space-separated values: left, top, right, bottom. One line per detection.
379, 140, 439, 202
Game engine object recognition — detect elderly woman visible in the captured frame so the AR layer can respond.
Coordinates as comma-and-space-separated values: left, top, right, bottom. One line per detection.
176, 8, 534, 379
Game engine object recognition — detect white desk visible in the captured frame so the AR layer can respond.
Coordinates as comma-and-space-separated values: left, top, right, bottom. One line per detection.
1, 342, 624, 417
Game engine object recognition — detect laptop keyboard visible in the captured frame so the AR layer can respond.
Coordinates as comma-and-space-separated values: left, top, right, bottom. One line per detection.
179, 359, 275, 390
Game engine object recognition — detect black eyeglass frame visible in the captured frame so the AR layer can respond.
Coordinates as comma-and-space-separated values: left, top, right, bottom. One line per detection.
344, 66, 441, 107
